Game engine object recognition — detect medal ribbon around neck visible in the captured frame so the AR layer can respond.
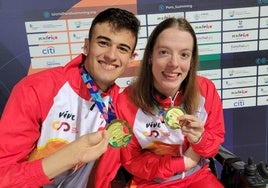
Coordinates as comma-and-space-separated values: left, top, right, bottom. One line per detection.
80, 66, 116, 124
80, 66, 132, 147
154, 105, 166, 123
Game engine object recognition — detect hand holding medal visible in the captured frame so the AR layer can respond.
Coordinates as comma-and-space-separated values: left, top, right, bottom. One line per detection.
164, 107, 204, 143
164, 107, 186, 129
81, 66, 132, 148
179, 114, 205, 144
106, 119, 132, 148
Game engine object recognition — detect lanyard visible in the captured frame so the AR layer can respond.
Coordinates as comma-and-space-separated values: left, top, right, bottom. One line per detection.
80, 66, 116, 124
154, 105, 166, 123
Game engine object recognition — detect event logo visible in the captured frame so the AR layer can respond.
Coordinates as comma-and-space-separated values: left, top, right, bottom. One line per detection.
38, 34, 58, 42
238, 20, 244, 29
231, 32, 249, 40
74, 21, 81, 28
194, 24, 213, 31
255, 57, 267, 65
52, 121, 70, 131
231, 89, 248, 95
156, 15, 175, 21
51, 110, 78, 133
146, 121, 161, 128
257, 0, 268, 4
43, 11, 51, 19
59, 110, 76, 120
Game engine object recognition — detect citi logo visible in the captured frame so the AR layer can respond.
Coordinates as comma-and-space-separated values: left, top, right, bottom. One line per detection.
233, 99, 245, 107
42, 46, 55, 55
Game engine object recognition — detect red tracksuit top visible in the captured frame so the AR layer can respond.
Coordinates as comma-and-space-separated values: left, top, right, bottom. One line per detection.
112, 76, 225, 187
0, 54, 121, 188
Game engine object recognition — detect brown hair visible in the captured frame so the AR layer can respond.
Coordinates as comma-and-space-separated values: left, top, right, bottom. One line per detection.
130, 17, 200, 115
88, 8, 140, 53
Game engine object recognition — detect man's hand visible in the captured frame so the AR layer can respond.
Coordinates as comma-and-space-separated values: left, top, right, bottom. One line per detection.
76, 130, 109, 163
43, 130, 109, 179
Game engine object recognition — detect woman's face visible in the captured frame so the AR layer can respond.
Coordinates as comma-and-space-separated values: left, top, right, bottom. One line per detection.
151, 27, 193, 97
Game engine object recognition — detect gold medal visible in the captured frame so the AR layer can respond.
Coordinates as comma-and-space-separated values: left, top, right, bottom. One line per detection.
106, 119, 132, 148
164, 107, 186, 129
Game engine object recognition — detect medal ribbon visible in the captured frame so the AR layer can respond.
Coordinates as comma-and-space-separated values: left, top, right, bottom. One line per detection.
80, 66, 116, 124
154, 105, 166, 123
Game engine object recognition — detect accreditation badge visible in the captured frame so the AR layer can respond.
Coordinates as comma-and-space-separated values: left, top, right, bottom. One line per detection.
164, 107, 186, 129
106, 119, 132, 148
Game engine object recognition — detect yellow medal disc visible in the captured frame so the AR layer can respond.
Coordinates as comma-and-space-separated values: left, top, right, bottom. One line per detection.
164, 107, 186, 129
106, 119, 132, 148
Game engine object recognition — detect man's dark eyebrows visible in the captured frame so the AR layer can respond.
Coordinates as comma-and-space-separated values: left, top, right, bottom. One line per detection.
119, 43, 131, 51
96, 35, 111, 41
96, 35, 131, 51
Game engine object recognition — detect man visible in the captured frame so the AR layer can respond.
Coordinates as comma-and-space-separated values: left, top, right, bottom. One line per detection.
0, 8, 140, 188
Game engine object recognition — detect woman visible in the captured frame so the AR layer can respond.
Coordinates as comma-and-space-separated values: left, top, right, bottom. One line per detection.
115, 17, 225, 187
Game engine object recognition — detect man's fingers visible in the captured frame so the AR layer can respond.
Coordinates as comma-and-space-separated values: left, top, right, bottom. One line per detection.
87, 130, 106, 146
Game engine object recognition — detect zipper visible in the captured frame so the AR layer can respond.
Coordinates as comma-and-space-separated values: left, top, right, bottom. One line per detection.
169, 90, 180, 107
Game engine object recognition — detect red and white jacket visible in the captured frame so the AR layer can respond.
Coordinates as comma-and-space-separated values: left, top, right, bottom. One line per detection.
114, 76, 225, 186
0, 54, 121, 188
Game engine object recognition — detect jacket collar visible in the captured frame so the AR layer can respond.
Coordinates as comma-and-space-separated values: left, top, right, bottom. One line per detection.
64, 53, 116, 100
153, 89, 183, 109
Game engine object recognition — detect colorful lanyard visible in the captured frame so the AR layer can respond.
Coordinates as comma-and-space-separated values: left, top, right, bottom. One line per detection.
154, 105, 166, 123
80, 66, 116, 124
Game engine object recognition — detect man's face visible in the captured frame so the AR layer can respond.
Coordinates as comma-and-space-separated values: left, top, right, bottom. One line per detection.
84, 22, 136, 91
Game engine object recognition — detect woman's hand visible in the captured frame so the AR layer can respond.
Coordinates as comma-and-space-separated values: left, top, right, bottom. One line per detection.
184, 147, 200, 170
179, 114, 204, 144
